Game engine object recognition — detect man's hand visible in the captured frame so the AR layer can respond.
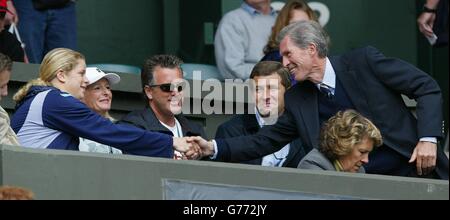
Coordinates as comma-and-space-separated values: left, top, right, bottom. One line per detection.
173, 137, 194, 152
184, 137, 202, 160
188, 136, 215, 157
417, 12, 436, 38
409, 141, 437, 176
173, 137, 203, 160
5, 0, 19, 25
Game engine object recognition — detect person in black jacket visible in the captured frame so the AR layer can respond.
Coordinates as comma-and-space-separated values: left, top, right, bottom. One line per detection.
0, 1, 24, 62
120, 54, 206, 160
215, 61, 309, 168
189, 21, 448, 179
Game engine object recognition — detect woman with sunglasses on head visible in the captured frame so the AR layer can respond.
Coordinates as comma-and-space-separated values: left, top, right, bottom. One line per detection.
11, 48, 196, 158
120, 54, 206, 160
78, 67, 122, 154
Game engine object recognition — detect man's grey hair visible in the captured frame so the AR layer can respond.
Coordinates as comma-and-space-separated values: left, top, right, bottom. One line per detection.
277, 20, 329, 58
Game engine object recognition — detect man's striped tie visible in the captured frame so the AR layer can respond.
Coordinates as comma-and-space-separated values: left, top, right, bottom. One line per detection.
318, 83, 334, 99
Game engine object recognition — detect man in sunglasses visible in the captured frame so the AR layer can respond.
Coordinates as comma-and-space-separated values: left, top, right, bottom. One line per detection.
119, 54, 206, 160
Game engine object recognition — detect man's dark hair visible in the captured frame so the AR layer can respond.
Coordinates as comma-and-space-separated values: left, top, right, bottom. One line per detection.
141, 54, 183, 103
141, 54, 183, 88
250, 61, 291, 89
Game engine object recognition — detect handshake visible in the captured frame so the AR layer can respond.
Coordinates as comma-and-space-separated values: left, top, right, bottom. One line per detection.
172, 137, 215, 160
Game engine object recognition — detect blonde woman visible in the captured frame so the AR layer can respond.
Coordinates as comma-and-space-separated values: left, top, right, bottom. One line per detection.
298, 110, 383, 173
11, 48, 196, 158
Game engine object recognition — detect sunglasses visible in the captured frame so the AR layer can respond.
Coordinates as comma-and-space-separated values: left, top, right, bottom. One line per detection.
148, 82, 185, 93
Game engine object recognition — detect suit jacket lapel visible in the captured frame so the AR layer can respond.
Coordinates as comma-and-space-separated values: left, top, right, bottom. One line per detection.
330, 56, 371, 117
142, 107, 173, 135
243, 114, 260, 134
175, 115, 196, 136
297, 82, 320, 148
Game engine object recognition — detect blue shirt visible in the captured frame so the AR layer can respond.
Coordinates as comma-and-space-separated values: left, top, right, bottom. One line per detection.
316, 58, 336, 95
241, 2, 277, 16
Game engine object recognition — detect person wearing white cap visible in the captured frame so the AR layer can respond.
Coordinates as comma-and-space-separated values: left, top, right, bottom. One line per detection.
78, 67, 122, 154
82, 67, 120, 119
11, 48, 200, 159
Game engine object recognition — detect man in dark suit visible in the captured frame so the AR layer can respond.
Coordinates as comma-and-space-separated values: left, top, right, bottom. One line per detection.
215, 61, 309, 168
190, 21, 448, 179
119, 55, 206, 160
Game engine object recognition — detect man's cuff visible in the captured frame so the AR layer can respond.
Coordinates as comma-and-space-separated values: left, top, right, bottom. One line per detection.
420, 137, 437, 144
209, 140, 219, 160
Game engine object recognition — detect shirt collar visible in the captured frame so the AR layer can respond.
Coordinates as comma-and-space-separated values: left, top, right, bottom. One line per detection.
316, 57, 336, 90
254, 107, 265, 128
333, 159, 344, 172
159, 118, 182, 135
241, 2, 276, 16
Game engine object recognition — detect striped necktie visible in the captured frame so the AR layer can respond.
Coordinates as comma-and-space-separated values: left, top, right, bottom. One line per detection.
318, 83, 334, 99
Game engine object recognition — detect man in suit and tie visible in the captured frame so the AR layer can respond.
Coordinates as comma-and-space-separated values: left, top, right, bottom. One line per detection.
215, 61, 309, 168
190, 20, 448, 179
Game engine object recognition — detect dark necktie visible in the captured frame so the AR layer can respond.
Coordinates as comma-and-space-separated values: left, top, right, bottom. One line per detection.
318, 83, 334, 99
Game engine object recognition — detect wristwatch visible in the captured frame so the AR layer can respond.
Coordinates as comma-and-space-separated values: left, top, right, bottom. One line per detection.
423, 5, 437, 13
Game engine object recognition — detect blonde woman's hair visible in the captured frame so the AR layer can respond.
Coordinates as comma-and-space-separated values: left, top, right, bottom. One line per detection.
319, 110, 383, 161
13, 48, 85, 103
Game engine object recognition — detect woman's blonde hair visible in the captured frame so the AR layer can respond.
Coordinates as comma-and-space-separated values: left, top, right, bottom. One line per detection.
319, 110, 383, 161
13, 48, 85, 103
264, 0, 317, 54
0, 186, 34, 200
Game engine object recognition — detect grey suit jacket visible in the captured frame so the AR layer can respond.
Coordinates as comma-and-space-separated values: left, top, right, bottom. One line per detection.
297, 149, 365, 173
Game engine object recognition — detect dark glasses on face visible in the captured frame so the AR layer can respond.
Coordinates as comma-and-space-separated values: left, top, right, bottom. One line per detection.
148, 82, 185, 92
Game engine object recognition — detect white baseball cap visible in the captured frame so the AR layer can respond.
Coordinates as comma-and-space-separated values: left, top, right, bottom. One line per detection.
85, 67, 121, 86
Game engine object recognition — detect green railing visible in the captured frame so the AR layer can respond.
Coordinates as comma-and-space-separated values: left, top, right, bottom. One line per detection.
1, 145, 448, 200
